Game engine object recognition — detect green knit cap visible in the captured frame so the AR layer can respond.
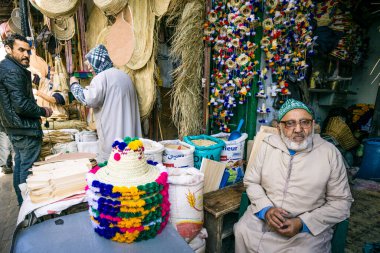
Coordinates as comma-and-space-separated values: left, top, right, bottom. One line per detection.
278, 99, 313, 121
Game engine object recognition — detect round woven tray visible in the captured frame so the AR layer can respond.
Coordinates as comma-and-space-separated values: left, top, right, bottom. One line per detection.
94, 0, 127, 16
8, 8, 21, 34
30, 0, 79, 18
51, 17, 76, 41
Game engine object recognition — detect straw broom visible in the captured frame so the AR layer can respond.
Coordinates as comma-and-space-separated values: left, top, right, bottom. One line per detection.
169, 1, 205, 138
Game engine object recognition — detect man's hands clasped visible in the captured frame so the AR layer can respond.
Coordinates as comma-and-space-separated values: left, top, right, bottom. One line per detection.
265, 207, 303, 237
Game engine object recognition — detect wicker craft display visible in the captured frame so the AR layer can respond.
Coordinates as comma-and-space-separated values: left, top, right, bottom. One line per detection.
325, 117, 359, 150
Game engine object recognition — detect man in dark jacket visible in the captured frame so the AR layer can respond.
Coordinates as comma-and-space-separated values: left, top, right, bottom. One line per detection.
0, 33, 52, 205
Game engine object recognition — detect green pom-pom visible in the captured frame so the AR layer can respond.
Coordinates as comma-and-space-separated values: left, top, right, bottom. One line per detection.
123, 136, 132, 144
98, 161, 108, 167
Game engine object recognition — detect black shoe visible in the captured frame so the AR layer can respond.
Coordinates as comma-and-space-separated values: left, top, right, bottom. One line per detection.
1, 166, 13, 174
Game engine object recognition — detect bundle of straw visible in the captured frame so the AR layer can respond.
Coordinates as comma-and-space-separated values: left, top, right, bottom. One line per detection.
325, 117, 359, 150
41, 120, 87, 131
43, 131, 74, 144
169, 0, 205, 138
41, 144, 52, 159
41, 130, 76, 160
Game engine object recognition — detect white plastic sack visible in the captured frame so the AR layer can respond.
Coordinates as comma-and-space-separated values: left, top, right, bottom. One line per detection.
188, 228, 207, 253
168, 167, 204, 242
141, 138, 164, 163
212, 133, 248, 187
160, 140, 195, 168
77, 141, 98, 154
52, 141, 78, 154
75, 131, 97, 142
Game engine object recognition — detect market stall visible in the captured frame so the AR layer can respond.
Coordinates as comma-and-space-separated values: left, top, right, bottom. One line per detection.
1, 0, 380, 252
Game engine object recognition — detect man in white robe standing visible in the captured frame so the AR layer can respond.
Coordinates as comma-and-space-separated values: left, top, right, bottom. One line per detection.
70, 45, 142, 163
234, 99, 353, 253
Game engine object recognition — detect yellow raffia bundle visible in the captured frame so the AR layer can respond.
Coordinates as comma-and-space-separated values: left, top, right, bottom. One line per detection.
169, 1, 204, 138
166, 0, 204, 26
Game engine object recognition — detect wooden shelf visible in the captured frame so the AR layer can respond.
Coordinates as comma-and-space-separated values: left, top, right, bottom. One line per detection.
308, 89, 357, 95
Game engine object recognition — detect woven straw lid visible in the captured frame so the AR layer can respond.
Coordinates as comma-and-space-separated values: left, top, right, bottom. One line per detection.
8, 8, 22, 34
105, 7, 134, 67
95, 150, 161, 187
94, 0, 128, 16
51, 17, 76, 41
151, 0, 171, 16
30, 0, 79, 18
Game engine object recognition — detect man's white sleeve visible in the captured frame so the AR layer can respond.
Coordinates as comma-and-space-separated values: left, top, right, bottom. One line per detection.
244, 142, 274, 213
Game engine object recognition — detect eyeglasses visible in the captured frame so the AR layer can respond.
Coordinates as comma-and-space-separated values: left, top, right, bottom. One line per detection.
280, 119, 313, 129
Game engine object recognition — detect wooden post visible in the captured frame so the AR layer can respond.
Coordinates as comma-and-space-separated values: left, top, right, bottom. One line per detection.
203, 0, 212, 134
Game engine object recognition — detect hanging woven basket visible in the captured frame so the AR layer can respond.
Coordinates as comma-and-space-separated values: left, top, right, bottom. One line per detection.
8, 8, 22, 34
51, 17, 76, 41
325, 117, 359, 150
93, 0, 128, 16
29, 0, 79, 18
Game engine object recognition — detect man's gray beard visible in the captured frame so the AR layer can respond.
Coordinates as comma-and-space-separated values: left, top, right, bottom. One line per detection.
280, 126, 314, 152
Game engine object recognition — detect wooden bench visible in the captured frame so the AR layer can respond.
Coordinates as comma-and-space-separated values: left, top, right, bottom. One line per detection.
203, 182, 245, 253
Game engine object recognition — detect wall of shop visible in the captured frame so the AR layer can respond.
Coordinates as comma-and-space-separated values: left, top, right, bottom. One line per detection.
347, 19, 380, 106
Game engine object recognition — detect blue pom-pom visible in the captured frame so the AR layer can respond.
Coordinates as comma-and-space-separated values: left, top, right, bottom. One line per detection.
112, 141, 120, 148
118, 142, 127, 150
147, 160, 158, 166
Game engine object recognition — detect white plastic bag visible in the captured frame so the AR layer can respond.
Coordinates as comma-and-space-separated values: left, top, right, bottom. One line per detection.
160, 140, 195, 168
168, 167, 204, 242
141, 138, 165, 163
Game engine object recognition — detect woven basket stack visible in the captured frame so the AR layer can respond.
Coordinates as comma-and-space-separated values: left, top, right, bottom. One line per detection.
41, 130, 77, 160
325, 117, 359, 150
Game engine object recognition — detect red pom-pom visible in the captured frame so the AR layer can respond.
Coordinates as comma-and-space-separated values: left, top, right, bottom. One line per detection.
114, 153, 121, 161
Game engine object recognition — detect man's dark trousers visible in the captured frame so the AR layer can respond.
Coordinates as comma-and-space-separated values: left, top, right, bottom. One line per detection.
9, 135, 42, 205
